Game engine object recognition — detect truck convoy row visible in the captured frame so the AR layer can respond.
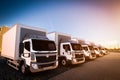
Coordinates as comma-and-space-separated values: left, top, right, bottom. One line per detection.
71, 38, 97, 60
47, 32, 85, 66
1, 24, 108, 74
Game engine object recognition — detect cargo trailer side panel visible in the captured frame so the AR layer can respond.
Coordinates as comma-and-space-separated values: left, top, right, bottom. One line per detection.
20, 28, 46, 42
16, 24, 46, 43
47, 33, 57, 51
57, 34, 71, 43
47, 32, 71, 55
47, 32, 56, 43
1, 25, 19, 60
47, 32, 71, 50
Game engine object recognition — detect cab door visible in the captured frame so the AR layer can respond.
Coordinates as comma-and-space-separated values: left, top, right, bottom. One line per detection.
21, 41, 31, 66
62, 44, 72, 60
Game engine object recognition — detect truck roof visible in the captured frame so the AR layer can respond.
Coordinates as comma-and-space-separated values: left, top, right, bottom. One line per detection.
47, 31, 71, 37
13, 24, 46, 32
81, 44, 88, 47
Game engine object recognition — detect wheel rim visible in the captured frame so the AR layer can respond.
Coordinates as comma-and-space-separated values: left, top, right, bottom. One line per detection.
21, 65, 25, 73
62, 59, 66, 66
89, 54, 92, 59
94, 54, 96, 58
101, 53, 103, 56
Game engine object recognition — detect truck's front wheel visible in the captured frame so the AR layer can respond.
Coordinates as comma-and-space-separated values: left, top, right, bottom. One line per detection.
20, 64, 29, 74
61, 59, 67, 66
21, 64, 26, 73
89, 54, 93, 60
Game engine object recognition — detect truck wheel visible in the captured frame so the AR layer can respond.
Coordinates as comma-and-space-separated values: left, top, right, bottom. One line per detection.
20, 64, 29, 74
100, 53, 103, 57
89, 54, 93, 60
61, 59, 67, 66
101, 53, 104, 56
4, 58, 8, 64
94, 54, 97, 58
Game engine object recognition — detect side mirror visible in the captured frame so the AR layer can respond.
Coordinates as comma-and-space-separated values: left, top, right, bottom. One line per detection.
19, 43, 24, 55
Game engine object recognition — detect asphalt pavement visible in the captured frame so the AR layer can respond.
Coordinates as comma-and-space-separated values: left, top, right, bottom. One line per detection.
50, 52, 120, 80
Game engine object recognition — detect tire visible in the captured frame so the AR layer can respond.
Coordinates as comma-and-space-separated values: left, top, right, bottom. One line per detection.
89, 54, 93, 60
20, 63, 29, 74
92, 53, 96, 59
61, 58, 67, 66
4, 58, 8, 64
100, 53, 104, 56
94, 54, 97, 58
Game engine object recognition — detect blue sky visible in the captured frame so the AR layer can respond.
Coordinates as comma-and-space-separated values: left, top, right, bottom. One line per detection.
0, 0, 120, 48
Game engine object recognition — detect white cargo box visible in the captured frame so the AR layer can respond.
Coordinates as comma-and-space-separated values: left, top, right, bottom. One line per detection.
47, 32, 71, 50
1, 24, 46, 60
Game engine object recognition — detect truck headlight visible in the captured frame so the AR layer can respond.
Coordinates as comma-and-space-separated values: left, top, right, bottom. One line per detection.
72, 52, 75, 57
32, 64, 38, 69
31, 53, 35, 60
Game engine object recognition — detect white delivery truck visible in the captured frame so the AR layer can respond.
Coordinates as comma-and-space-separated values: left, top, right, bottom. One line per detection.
94, 46, 104, 57
72, 38, 96, 60
81, 44, 96, 60
103, 48, 109, 55
1, 24, 58, 74
98, 46, 108, 55
47, 32, 85, 66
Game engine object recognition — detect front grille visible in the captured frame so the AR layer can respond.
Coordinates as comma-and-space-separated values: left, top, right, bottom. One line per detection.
91, 53, 96, 57
38, 63, 55, 68
75, 54, 83, 58
36, 55, 56, 63
77, 58, 84, 61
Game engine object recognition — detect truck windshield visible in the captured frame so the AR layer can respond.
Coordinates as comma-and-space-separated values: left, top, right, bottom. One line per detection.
94, 48, 98, 50
83, 47, 88, 51
102, 48, 105, 50
32, 39, 56, 51
88, 46, 94, 50
71, 43, 82, 50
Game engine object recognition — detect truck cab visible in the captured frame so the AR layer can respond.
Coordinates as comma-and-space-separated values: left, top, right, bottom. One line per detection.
94, 46, 103, 57
20, 38, 58, 73
82, 45, 96, 60
59, 42, 85, 66
47, 32, 85, 66
101, 48, 106, 55
98, 47, 108, 55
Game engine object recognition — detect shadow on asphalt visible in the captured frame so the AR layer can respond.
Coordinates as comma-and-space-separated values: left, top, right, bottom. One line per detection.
0, 57, 86, 80
0, 55, 106, 80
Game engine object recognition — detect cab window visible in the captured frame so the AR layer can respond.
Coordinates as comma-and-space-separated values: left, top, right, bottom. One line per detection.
24, 42, 30, 51
63, 44, 70, 52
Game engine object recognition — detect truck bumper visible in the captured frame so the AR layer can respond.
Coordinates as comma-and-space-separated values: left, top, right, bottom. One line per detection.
71, 57, 85, 64
96, 53, 103, 57
89, 53, 96, 59
85, 56, 96, 60
30, 61, 58, 73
